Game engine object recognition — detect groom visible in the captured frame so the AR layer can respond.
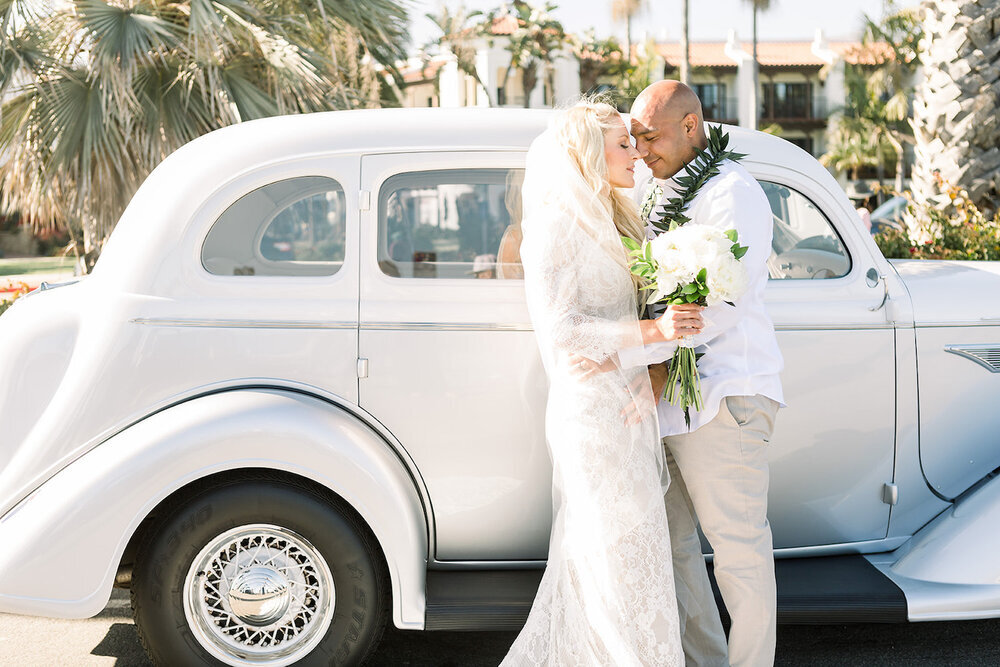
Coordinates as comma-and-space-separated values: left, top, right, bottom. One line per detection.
622, 80, 784, 666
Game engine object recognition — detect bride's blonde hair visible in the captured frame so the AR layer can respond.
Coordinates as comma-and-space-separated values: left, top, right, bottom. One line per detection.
552, 99, 646, 242
551, 97, 646, 288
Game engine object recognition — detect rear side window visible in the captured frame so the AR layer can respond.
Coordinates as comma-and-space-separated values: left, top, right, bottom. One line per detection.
377, 169, 525, 280
202, 176, 346, 277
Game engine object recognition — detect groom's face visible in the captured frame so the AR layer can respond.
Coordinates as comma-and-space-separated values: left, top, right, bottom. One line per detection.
630, 110, 700, 181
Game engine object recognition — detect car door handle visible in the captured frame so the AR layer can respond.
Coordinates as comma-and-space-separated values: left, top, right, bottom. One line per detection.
867, 270, 888, 312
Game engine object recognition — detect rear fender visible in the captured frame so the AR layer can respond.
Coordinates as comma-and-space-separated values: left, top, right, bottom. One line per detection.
0, 389, 428, 629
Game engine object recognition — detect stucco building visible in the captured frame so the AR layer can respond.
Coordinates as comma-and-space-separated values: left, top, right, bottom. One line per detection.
395, 25, 883, 163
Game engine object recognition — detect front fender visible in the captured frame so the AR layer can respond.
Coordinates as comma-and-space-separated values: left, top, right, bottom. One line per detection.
0, 389, 428, 629
869, 474, 1000, 620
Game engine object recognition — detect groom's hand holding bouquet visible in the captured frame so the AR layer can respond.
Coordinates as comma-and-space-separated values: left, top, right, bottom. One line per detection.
624, 227, 749, 427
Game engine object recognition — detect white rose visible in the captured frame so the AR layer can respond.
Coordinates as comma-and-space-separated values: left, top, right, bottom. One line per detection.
706, 255, 749, 306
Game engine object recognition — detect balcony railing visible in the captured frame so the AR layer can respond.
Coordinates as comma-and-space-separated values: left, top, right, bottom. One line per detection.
761, 95, 828, 123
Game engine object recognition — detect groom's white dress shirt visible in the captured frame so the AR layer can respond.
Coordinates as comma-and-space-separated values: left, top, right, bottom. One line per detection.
620, 160, 784, 436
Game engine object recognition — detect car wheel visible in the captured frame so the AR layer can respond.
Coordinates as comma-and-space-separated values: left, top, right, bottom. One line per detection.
131, 478, 388, 666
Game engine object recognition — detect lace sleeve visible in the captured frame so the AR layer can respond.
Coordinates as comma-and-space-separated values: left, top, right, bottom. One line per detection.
522, 215, 639, 364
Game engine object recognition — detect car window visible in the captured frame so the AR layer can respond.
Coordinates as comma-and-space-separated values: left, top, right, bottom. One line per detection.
761, 181, 851, 280
377, 169, 525, 280
202, 176, 346, 277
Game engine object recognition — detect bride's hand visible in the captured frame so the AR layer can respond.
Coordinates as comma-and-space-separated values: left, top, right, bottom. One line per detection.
642, 304, 704, 343
621, 363, 668, 425
567, 353, 617, 378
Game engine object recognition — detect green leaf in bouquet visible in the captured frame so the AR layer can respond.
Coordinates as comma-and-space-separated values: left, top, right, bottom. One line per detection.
621, 236, 640, 252
697, 267, 707, 282
733, 245, 748, 260
725, 229, 738, 243
682, 283, 698, 294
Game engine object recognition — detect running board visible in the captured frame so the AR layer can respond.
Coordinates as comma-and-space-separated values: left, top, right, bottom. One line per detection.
709, 555, 908, 625
424, 555, 907, 631
425, 569, 543, 631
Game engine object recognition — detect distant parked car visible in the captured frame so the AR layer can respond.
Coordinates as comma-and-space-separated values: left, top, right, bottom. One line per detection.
2, 109, 1000, 666
870, 195, 909, 235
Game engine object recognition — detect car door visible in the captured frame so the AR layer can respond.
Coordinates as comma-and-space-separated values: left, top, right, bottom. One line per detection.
752, 164, 897, 549
183, 155, 360, 405
357, 151, 550, 561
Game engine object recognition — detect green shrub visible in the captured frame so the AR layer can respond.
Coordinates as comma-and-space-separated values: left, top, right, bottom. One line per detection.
874, 185, 1000, 260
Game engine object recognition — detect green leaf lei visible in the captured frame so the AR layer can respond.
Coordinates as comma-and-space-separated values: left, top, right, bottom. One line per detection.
650, 125, 746, 233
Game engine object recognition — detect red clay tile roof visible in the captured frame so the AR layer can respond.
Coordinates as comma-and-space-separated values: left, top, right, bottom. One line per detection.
656, 42, 735, 68
490, 14, 518, 35
396, 58, 447, 84
656, 40, 884, 68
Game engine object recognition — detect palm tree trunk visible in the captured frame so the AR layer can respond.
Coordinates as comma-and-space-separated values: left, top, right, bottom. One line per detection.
751, 7, 759, 129
522, 62, 538, 108
626, 17, 633, 66
680, 0, 690, 84
895, 144, 905, 193
876, 148, 886, 205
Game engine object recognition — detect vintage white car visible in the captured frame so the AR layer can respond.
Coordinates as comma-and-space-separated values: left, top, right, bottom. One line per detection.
2, 108, 1000, 666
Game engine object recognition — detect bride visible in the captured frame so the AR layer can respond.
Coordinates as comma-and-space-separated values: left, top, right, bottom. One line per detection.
501, 99, 703, 666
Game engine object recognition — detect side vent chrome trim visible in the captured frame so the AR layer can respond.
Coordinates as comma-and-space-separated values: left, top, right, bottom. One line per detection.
944, 344, 1000, 373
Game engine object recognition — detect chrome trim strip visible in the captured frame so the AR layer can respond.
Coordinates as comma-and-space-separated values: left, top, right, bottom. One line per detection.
429, 560, 545, 570
131, 318, 357, 330
132, 318, 905, 333
944, 344, 1000, 373
361, 321, 534, 332
917, 321, 1000, 328
427, 537, 911, 569
774, 323, 894, 331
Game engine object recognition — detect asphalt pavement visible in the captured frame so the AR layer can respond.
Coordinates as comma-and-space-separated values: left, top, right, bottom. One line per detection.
2, 588, 1000, 666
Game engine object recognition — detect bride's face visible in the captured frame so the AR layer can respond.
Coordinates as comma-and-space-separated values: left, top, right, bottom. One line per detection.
603, 119, 641, 188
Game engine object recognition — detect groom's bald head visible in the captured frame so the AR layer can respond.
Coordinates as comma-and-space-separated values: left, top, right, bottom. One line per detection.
630, 81, 708, 179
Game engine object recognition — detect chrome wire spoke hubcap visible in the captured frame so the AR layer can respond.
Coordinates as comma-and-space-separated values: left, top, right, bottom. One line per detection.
183, 524, 334, 666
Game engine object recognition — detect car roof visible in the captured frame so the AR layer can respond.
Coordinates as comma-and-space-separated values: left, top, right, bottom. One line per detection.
93, 107, 840, 291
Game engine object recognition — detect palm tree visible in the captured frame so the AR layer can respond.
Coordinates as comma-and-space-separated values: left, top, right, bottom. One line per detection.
491, 1, 566, 108
571, 31, 627, 95
911, 0, 999, 213
0, 0, 408, 271
426, 4, 491, 106
859, 2, 922, 194
742, 0, 772, 129
821, 4, 921, 198
820, 74, 897, 184
610, 0, 646, 65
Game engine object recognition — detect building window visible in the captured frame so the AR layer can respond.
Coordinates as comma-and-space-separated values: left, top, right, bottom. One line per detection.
693, 83, 728, 121
762, 82, 812, 119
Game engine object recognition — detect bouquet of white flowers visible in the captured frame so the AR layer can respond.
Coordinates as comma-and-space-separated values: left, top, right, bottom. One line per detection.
623, 225, 749, 427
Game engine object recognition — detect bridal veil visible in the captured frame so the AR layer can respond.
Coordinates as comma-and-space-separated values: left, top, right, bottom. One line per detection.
500, 108, 683, 666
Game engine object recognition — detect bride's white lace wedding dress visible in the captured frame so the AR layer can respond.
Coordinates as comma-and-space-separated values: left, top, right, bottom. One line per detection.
500, 130, 683, 666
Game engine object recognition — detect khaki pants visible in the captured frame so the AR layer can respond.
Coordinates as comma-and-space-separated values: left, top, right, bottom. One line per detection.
663, 394, 779, 667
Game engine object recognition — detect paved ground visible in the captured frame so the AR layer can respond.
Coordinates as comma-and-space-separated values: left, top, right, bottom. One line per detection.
2, 588, 1000, 666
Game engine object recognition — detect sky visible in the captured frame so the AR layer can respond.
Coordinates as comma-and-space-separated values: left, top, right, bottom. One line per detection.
408, 0, 922, 51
